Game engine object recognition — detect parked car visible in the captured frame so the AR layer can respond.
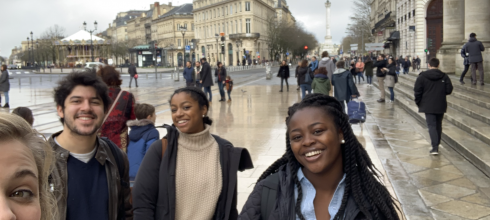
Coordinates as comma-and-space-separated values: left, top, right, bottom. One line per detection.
7, 64, 17, 69
84, 62, 105, 71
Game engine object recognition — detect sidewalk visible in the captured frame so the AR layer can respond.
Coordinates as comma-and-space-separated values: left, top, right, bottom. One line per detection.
360, 82, 490, 219
33, 67, 175, 74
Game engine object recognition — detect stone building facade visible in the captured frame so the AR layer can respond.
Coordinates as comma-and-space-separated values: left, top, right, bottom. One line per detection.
370, 0, 397, 56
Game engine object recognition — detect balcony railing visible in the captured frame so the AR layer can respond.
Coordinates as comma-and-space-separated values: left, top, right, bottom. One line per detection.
229, 33, 260, 40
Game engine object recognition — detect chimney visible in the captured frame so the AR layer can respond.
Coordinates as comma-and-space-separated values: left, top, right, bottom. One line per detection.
169, 1, 172, 7
155, 2, 161, 16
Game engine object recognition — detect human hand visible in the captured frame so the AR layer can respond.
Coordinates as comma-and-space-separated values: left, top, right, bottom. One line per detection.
200, 80, 202, 83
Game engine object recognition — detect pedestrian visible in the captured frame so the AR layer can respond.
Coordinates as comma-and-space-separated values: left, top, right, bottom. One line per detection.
460, 47, 471, 84
132, 87, 253, 219
237, 59, 240, 66
215, 62, 227, 102
49, 71, 132, 220
127, 103, 159, 181
97, 66, 136, 152
395, 59, 401, 76
349, 60, 357, 83
311, 67, 331, 96
0, 113, 57, 220
239, 94, 401, 220
183, 61, 196, 87
0, 64, 10, 108
414, 58, 453, 155
364, 57, 374, 86
416, 56, 421, 70
298, 60, 313, 99
200, 58, 214, 103
318, 51, 336, 96
295, 60, 301, 91
226, 75, 233, 102
373, 54, 388, 102
310, 56, 319, 73
12, 107, 34, 126
462, 33, 486, 85
128, 62, 138, 88
242, 58, 246, 66
194, 61, 202, 90
383, 57, 398, 103
412, 56, 417, 72
332, 60, 359, 113
277, 60, 290, 92
403, 57, 411, 74
355, 59, 365, 83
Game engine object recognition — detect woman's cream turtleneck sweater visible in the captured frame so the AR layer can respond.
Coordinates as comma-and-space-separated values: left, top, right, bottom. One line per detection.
175, 125, 222, 220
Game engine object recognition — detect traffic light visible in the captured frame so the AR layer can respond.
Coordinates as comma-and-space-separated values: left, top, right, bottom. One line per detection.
424, 49, 428, 53
304, 46, 308, 50
221, 44, 225, 54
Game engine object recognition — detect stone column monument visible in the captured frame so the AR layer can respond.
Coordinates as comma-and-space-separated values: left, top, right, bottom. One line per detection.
321, 0, 334, 55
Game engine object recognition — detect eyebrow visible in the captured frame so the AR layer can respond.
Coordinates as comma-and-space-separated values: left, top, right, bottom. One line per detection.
69, 96, 101, 100
14, 169, 38, 179
290, 122, 324, 133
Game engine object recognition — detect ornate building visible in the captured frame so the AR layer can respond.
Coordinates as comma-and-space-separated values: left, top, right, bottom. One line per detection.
370, 0, 398, 56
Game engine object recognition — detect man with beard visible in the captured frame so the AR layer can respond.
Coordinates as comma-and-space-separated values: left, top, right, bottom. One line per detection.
48, 70, 133, 220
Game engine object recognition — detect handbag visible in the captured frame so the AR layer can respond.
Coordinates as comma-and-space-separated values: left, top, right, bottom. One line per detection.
134, 74, 138, 79
304, 69, 312, 83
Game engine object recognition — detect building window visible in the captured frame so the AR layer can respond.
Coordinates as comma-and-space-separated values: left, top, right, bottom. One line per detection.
178, 39, 181, 47
192, 23, 194, 30
222, 7, 225, 16
184, 23, 188, 29
236, 21, 238, 33
246, 19, 251, 33
239, 2, 242, 12
226, 6, 229, 15
413, 10, 415, 16
230, 6, 233, 15
185, 39, 188, 46
177, 24, 180, 30
245, 2, 251, 11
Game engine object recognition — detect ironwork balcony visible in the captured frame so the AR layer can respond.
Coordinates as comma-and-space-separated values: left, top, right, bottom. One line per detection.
229, 33, 260, 40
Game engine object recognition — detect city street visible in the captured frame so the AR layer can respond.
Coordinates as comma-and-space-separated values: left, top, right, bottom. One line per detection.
3, 67, 490, 219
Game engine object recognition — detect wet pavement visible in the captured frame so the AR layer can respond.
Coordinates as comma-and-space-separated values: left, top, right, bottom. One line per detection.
2, 67, 490, 219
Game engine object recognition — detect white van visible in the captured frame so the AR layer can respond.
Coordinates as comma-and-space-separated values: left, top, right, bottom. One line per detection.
84, 62, 105, 71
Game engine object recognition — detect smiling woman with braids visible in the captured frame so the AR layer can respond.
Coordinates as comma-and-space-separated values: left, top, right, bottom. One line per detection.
239, 94, 400, 220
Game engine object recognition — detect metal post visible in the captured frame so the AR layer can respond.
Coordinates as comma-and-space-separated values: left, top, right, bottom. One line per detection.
29, 77, 31, 84
18, 78, 20, 86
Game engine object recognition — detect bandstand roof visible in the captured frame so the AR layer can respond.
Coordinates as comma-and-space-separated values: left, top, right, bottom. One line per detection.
61, 30, 104, 42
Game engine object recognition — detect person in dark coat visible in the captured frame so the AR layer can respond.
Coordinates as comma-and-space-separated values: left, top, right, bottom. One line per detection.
460, 47, 471, 84
332, 61, 359, 113
200, 58, 214, 102
132, 87, 253, 220
183, 61, 196, 87
297, 60, 313, 99
277, 60, 290, 92
295, 60, 301, 91
349, 61, 357, 83
403, 57, 411, 74
414, 58, 453, 155
128, 63, 138, 88
416, 56, 421, 70
215, 62, 227, 101
364, 57, 374, 86
383, 58, 397, 103
462, 33, 485, 85
373, 54, 388, 102
239, 94, 400, 220
0, 65, 10, 108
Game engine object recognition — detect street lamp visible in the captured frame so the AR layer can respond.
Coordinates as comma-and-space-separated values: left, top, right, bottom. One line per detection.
30, 32, 34, 66
180, 25, 187, 68
35, 40, 39, 67
215, 34, 220, 64
83, 21, 98, 62
27, 37, 30, 66
236, 39, 242, 65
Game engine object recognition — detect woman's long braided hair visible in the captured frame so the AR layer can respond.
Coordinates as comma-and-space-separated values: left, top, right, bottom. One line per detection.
257, 94, 401, 220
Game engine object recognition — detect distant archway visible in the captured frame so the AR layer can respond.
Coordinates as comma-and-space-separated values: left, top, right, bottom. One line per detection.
426, 0, 443, 59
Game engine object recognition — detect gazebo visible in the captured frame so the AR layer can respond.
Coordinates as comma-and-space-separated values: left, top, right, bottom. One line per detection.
54, 30, 111, 67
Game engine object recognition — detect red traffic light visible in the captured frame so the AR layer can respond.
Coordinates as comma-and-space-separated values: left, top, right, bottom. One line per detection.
304, 46, 308, 50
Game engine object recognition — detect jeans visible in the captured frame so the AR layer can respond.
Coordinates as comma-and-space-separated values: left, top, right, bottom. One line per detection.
204, 86, 212, 102
195, 81, 203, 90
227, 90, 232, 100
378, 77, 385, 100
425, 113, 444, 151
129, 76, 138, 87
280, 77, 289, 91
460, 64, 470, 82
403, 68, 409, 74
300, 84, 312, 99
388, 87, 394, 101
218, 81, 225, 100
186, 82, 195, 87
357, 72, 364, 83
0, 91, 9, 104
367, 76, 373, 84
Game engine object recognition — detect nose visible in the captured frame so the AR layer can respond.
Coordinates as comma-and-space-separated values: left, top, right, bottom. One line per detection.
302, 133, 316, 147
0, 196, 16, 220
80, 100, 92, 111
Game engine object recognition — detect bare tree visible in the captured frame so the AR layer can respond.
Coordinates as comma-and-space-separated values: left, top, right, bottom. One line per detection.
344, 0, 373, 54
37, 25, 66, 65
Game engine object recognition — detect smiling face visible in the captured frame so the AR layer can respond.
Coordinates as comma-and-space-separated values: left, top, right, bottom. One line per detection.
170, 92, 207, 134
288, 107, 344, 176
0, 140, 41, 220
57, 85, 105, 137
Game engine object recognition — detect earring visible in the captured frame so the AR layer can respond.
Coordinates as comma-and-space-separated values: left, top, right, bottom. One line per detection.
203, 115, 205, 118
341, 140, 345, 144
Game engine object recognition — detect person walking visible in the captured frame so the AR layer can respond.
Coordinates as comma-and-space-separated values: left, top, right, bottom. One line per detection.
310, 56, 319, 73
349, 60, 357, 84
412, 56, 417, 72
183, 61, 195, 87
128, 63, 138, 88
311, 67, 331, 96
416, 56, 421, 71
460, 47, 471, 84
215, 62, 227, 102
194, 61, 203, 89
97, 66, 136, 152
295, 60, 301, 91
318, 51, 336, 96
0, 65, 10, 108
49, 71, 133, 220
132, 87, 253, 220
364, 57, 374, 86
278, 60, 290, 92
463, 33, 486, 85
298, 60, 313, 99
332, 61, 359, 113
373, 54, 388, 102
226, 75, 233, 102
355, 59, 365, 83
200, 58, 214, 103
414, 58, 453, 155
383, 58, 398, 103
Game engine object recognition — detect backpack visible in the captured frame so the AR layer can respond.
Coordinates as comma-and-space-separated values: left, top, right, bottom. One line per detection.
260, 173, 279, 220
101, 137, 129, 220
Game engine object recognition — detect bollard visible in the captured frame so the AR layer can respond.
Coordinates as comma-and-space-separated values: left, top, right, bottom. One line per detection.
146, 73, 148, 79
61, 67, 63, 73
29, 77, 31, 85
50, 68, 52, 73
18, 78, 20, 86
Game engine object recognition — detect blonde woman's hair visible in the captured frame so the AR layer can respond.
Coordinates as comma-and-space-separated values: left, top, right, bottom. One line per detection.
0, 113, 57, 220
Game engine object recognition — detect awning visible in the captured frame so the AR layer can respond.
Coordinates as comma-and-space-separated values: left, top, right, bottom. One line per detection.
387, 31, 400, 41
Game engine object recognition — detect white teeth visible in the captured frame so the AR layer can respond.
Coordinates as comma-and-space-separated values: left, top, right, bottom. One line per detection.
79, 117, 91, 121
305, 150, 323, 157
178, 120, 188, 124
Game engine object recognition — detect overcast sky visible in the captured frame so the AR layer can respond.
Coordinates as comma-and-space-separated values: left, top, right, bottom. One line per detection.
0, 0, 354, 58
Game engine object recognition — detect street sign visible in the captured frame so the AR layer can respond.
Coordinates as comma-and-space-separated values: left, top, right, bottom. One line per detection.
246, 50, 249, 54
286, 52, 289, 56
256, 52, 259, 55
340, 49, 343, 54
185, 45, 191, 53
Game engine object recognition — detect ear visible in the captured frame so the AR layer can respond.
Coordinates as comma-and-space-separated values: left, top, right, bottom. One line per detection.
338, 128, 344, 144
201, 105, 208, 117
56, 105, 64, 120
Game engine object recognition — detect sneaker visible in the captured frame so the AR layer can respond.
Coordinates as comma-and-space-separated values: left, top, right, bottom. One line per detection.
2, 103, 9, 108
219, 99, 225, 102
297, 87, 300, 91
430, 150, 439, 155
460, 80, 465, 85
279, 90, 283, 92
377, 99, 385, 103
481, 82, 485, 86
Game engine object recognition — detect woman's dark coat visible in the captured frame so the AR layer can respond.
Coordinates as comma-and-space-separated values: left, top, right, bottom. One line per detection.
373, 60, 387, 77
277, 66, 290, 78
201, 62, 214, 87
0, 70, 10, 92
238, 164, 385, 220
297, 67, 313, 85
215, 67, 227, 82
364, 61, 374, 77
332, 69, 359, 102
132, 125, 254, 220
